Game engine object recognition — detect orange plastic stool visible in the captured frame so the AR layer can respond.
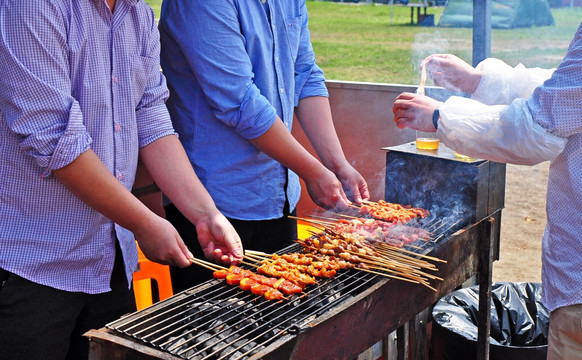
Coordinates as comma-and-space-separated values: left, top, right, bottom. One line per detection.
132, 243, 173, 310
297, 221, 317, 239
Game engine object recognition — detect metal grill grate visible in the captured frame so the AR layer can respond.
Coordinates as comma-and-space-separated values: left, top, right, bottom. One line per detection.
106, 219, 461, 360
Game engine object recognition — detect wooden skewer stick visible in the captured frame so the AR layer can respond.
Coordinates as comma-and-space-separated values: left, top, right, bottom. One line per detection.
422, 282, 437, 292
240, 260, 259, 268
243, 255, 264, 263
346, 250, 423, 272
245, 249, 273, 257
352, 245, 434, 267
287, 215, 330, 228
337, 213, 361, 219
373, 243, 447, 263
187, 256, 226, 271
297, 217, 338, 226
416, 62, 427, 96
367, 265, 426, 283
244, 252, 269, 259
406, 244, 424, 250
356, 267, 420, 284
306, 229, 321, 236
374, 253, 437, 274
307, 214, 344, 222
373, 248, 437, 269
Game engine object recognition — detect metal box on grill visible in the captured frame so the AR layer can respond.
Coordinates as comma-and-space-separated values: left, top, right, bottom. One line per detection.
384, 142, 505, 244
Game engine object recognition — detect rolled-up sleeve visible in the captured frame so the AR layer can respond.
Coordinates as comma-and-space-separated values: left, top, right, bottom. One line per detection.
0, 1, 91, 176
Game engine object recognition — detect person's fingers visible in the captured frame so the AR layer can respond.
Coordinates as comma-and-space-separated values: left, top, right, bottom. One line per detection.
334, 188, 350, 211
357, 180, 370, 202
203, 241, 215, 260
213, 248, 225, 263
350, 183, 361, 204
393, 106, 413, 128
395, 92, 416, 101
230, 237, 244, 260
392, 101, 406, 114
395, 117, 411, 129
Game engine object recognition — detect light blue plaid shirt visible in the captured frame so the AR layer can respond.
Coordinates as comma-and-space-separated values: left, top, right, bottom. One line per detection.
159, 0, 329, 220
445, 23, 582, 312
527, 23, 582, 312
0, 0, 175, 293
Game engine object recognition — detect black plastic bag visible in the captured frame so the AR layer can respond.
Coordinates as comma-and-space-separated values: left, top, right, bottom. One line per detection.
430, 282, 549, 360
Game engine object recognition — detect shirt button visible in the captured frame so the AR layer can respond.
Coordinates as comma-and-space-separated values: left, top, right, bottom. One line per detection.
113, 76, 118, 83
117, 172, 123, 180
115, 123, 121, 131
280, 88, 284, 94
275, 56, 279, 62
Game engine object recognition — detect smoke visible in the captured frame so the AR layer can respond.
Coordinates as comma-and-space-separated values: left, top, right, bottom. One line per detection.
411, 32, 451, 87
385, 154, 479, 234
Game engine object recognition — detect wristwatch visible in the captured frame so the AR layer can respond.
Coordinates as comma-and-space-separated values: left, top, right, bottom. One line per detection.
432, 108, 440, 130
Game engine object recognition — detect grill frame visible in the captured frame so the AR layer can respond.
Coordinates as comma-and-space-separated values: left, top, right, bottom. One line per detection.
87, 211, 498, 360
88, 141, 504, 360
104, 251, 383, 360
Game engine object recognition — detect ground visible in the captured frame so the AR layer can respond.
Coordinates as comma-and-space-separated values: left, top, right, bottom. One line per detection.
492, 162, 548, 283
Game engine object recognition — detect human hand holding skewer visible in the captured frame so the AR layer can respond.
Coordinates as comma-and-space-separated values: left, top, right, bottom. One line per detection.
194, 212, 244, 266
303, 167, 352, 211
334, 162, 370, 205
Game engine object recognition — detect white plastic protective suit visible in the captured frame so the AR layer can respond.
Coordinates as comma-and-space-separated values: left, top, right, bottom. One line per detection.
436, 58, 567, 165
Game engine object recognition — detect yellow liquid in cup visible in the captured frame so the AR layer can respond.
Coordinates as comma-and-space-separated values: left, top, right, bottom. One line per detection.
415, 137, 440, 150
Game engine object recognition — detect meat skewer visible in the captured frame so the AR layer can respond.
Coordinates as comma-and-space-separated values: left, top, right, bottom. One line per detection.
353, 200, 430, 223
213, 265, 301, 300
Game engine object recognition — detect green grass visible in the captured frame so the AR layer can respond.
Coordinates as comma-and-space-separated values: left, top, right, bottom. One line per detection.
144, 0, 581, 84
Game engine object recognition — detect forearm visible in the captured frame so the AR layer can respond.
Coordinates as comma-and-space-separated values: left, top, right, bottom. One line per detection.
53, 150, 155, 232
473, 58, 555, 105
139, 135, 221, 224
249, 119, 328, 182
438, 96, 566, 165
294, 96, 348, 173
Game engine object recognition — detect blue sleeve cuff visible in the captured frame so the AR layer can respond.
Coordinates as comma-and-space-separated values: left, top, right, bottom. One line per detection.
236, 84, 278, 139
295, 64, 328, 106
432, 108, 440, 130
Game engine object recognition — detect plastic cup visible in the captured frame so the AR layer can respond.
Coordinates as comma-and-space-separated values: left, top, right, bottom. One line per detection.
415, 131, 439, 150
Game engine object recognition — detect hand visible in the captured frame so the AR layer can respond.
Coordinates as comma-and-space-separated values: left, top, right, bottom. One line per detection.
422, 54, 482, 94
134, 214, 192, 268
304, 167, 351, 211
194, 212, 244, 266
392, 92, 443, 131
334, 163, 370, 205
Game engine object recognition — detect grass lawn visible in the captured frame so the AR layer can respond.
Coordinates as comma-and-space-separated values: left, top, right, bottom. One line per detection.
145, 0, 581, 85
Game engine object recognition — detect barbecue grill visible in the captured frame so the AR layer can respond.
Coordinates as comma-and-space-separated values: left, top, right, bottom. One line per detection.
87, 139, 504, 360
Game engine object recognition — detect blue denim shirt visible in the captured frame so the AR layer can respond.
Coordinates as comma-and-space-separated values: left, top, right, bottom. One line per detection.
159, 0, 329, 220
